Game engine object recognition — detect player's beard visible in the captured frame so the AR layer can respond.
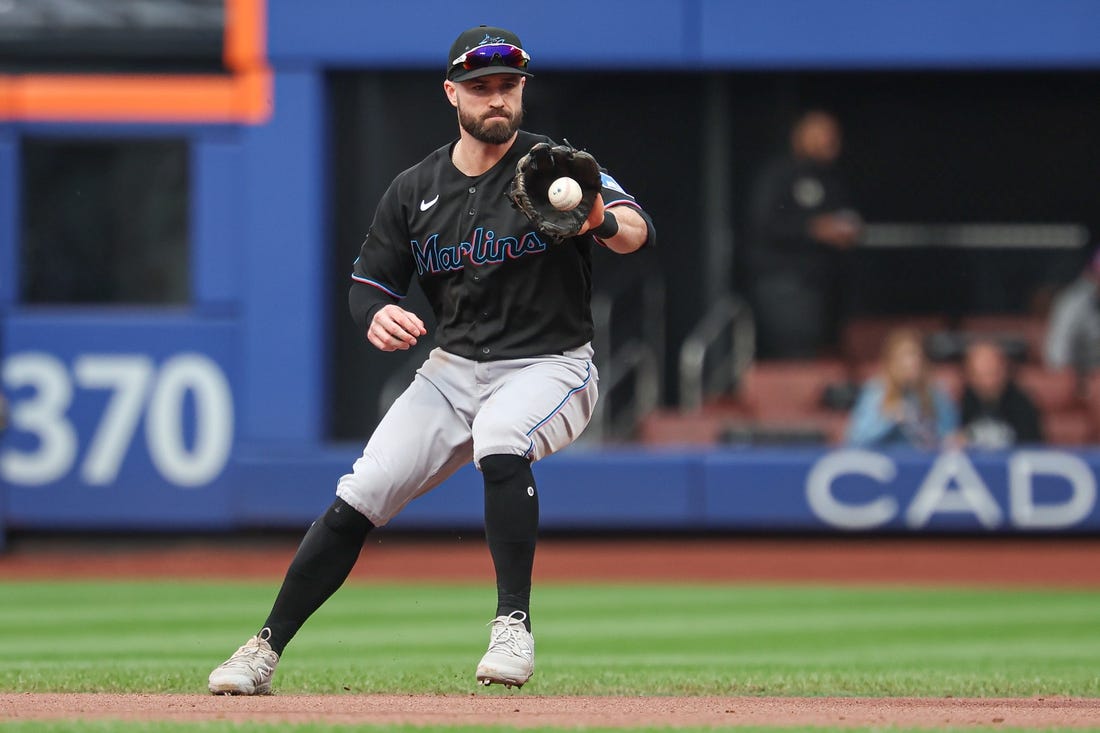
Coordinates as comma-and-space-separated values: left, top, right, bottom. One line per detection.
458, 103, 522, 145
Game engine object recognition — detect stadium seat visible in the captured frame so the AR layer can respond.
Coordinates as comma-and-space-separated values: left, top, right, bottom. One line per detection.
841, 315, 949, 365
736, 359, 852, 420
1014, 365, 1080, 412
641, 360, 856, 446
727, 359, 854, 445
1078, 371, 1100, 443
1008, 366, 1091, 445
1041, 410, 1095, 445
958, 314, 1047, 364
636, 409, 727, 445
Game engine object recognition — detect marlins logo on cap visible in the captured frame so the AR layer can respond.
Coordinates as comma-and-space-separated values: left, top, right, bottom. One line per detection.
447, 25, 534, 82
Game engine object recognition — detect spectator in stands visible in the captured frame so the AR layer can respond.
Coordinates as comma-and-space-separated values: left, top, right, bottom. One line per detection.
846, 328, 958, 449
958, 339, 1043, 449
1044, 247, 1100, 373
746, 109, 862, 359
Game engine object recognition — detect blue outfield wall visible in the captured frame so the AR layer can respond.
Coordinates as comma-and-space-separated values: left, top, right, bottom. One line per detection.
5, 443, 1099, 535
198, 445, 1097, 534
268, 0, 1100, 70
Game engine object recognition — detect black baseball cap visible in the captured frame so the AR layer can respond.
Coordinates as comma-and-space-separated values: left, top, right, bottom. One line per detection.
446, 25, 533, 82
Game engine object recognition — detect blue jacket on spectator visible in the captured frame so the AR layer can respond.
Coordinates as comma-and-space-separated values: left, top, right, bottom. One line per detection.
846, 378, 959, 449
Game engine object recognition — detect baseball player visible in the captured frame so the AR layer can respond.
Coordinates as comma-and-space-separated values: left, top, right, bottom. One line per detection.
207, 24, 655, 695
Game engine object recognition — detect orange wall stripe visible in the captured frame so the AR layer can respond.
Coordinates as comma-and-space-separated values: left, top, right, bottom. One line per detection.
225, 0, 267, 72
234, 69, 274, 124
0, 0, 270, 124
1, 73, 272, 124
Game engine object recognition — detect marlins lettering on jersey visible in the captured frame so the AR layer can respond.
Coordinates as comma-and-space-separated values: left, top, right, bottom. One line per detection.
412, 228, 549, 275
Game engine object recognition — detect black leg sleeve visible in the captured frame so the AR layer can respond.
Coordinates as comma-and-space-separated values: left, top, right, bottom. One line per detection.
481, 453, 539, 631
261, 497, 373, 655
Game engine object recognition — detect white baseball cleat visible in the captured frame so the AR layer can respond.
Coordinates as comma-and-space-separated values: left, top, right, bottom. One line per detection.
475, 610, 535, 688
208, 627, 280, 695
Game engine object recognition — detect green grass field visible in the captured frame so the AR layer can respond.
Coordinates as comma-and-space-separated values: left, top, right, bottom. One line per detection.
1, 579, 1098, 698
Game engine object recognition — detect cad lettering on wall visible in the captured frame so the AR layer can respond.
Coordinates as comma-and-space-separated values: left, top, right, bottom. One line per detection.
1, 352, 234, 488
807, 449, 1098, 531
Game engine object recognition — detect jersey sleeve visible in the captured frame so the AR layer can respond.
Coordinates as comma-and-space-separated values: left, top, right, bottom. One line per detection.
348, 179, 416, 337
598, 170, 637, 207
594, 169, 657, 250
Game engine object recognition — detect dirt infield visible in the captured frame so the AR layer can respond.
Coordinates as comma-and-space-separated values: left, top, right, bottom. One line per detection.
3, 535, 1100, 587
4, 693, 1100, 728
2, 535, 1099, 727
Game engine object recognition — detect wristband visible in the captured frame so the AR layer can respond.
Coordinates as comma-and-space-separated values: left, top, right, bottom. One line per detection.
590, 210, 619, 239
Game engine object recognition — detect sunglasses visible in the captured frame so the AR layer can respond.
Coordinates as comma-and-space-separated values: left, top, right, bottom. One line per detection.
451, 43, 530, 72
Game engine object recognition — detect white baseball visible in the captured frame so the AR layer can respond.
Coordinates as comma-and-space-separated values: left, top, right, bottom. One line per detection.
548, 176, 583, 211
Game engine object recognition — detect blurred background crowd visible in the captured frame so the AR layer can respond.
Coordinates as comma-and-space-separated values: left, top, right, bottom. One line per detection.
641, 99, 1100, 451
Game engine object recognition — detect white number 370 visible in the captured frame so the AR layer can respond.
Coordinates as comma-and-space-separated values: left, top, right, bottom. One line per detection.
1, 352, 234, 488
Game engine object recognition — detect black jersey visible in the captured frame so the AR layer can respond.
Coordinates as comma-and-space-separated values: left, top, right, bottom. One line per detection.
349, 130, 654, 361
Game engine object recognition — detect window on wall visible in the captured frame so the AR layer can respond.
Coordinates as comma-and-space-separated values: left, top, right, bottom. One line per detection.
20, 139, 190, 304
0, 0, 225, 74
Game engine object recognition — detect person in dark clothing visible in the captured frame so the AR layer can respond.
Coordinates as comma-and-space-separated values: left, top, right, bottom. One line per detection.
746, 110, 861, 358
959, 339, 1044, 449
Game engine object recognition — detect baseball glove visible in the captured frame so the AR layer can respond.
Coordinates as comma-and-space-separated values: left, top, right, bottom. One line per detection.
507, 142, 602, 241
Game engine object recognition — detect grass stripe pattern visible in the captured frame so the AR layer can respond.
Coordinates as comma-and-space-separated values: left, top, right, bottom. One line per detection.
0, 581, 1097, 697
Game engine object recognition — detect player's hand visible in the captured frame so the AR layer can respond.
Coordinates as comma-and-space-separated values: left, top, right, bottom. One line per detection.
577, 193, 606, 236
369, 305, 427, 352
